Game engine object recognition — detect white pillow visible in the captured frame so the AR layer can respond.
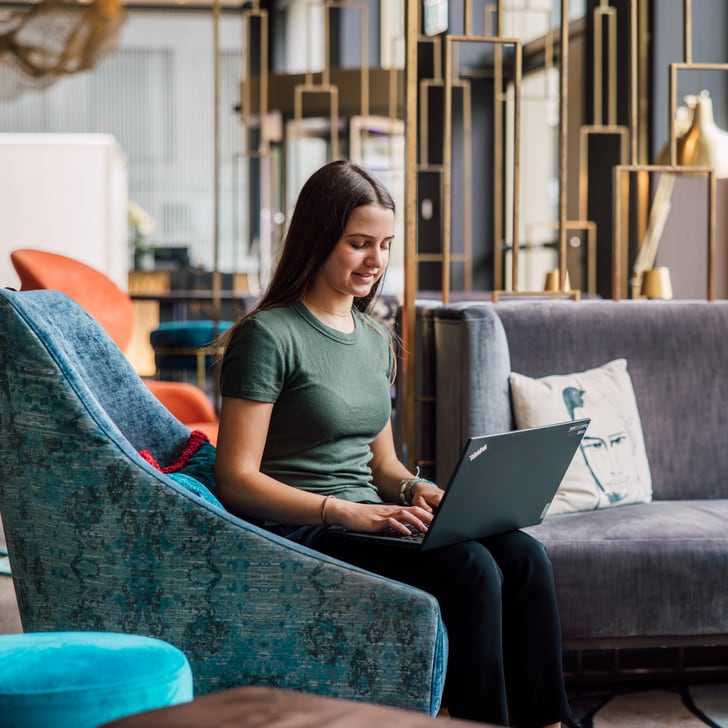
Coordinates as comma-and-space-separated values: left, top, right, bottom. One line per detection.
509, 359, 652, 515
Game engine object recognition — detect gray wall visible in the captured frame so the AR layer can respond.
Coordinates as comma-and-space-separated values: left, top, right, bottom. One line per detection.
651, 0, 728, 299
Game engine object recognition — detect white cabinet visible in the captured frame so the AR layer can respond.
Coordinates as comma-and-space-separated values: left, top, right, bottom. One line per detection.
0, 134, 128, 291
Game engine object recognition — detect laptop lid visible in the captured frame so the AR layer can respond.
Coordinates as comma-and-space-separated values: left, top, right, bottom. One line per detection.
333, 418, 589, 551
418, 418, 589, 550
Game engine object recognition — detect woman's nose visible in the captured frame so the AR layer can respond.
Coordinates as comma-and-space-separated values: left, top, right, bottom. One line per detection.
367, 247, 386, 267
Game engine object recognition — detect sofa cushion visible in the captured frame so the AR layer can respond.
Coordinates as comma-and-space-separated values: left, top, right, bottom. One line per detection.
510, 359, 652, 515
525, 500, 728, 640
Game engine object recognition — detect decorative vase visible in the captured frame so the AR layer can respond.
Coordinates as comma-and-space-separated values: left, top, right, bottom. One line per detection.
677, 89, 728, 178
134, 249, 155, 271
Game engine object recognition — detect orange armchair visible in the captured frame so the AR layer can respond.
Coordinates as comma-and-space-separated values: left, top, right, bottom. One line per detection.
10, 248, 219, 444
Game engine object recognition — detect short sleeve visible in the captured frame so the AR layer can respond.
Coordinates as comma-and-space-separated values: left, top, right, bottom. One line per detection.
220, 318, 286, 402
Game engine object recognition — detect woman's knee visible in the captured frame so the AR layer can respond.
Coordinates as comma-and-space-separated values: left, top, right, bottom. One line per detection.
430, 541, 504, 605
484, 530, 555, 588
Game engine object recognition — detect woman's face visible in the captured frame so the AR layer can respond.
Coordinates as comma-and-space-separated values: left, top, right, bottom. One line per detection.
314, 203, 394, 300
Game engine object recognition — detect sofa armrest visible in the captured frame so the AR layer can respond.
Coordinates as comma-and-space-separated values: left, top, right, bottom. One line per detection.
433, 304, 513, 484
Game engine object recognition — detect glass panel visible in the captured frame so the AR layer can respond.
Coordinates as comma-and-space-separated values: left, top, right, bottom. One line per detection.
0, 9, 245, 275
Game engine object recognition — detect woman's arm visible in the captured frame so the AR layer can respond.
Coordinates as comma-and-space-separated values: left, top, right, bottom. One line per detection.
215, 397, 435, 533
369, 420, 444, 511
215, 397, 326, 524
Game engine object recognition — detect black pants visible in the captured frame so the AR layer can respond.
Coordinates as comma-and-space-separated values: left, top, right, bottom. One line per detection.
308, 529, 572, 727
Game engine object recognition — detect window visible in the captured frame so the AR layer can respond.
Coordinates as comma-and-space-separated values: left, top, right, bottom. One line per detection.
1, 9, 245, 273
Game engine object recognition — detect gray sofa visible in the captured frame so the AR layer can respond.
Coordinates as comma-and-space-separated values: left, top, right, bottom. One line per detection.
424, 299, 728, 649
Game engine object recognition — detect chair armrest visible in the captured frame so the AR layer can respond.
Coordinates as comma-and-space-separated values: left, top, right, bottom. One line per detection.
10, 455, 446, 715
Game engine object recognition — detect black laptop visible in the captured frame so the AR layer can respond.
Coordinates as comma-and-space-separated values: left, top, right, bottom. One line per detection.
332, 419, 589, 551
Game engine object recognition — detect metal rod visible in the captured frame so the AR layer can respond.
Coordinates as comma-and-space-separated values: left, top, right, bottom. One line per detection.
612, 167, 622, 300
212, 0, 221, 324
684, 0, 692, 64
493, 41, 504, 289
443, 36, 453, 304
558, 0, 568, 292
630, 0, 638, 165
512, 38, 522, 293
708, 169, 715, 301
403, 0, 419, 468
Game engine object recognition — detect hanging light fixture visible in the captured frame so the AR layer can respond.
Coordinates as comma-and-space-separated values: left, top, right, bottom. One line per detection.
0, 0, 126, 100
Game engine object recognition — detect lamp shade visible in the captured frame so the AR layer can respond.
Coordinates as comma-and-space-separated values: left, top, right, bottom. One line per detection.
676, 90, 728, 178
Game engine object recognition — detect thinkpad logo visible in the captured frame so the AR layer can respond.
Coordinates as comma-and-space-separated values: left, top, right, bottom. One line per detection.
468, 443, 488, 461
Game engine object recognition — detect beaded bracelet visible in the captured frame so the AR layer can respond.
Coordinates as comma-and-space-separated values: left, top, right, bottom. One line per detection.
399, 469, 437, 505
405, 477, 436, 504
399, 468, 421, 505
321, 495, 336, 526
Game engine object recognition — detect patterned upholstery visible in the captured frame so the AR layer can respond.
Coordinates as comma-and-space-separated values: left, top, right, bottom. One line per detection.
0, 289, 447, 715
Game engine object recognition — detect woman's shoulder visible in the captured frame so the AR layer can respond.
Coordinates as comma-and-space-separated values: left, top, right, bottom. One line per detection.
236, 304, 301, 333
226, 305, 301, 350
356, 309, 394, 340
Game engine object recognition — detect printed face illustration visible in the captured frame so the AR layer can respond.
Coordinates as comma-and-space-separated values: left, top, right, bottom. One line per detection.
580, 427, 631, 504
562, 386, 634, 506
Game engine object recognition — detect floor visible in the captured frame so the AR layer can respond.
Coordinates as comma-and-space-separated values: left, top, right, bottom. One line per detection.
0, 517, 725, 727
566, 681, 728, 727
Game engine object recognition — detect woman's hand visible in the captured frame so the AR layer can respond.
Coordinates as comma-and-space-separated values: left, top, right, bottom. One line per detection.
410, 481, 444, 511
326, 500, 434, 536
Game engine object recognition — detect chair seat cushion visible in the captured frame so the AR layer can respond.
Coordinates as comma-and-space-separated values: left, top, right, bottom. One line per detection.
0, 631, 193, 728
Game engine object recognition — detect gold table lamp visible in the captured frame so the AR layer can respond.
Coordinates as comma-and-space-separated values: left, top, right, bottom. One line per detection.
633, 89, 728, 298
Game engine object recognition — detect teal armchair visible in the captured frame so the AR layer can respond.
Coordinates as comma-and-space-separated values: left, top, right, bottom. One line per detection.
0, 288, 447, 715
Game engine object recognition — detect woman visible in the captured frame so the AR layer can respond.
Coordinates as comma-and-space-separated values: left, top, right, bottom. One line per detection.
215, 159, 571, 727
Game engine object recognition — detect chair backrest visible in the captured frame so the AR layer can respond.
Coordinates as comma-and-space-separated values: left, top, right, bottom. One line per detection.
10, 248, 135, 351
0, 288, 188, 467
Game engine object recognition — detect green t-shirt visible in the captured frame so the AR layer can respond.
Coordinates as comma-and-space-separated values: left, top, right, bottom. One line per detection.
220, 302, 393, 503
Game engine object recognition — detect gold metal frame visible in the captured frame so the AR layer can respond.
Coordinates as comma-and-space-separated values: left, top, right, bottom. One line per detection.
240, 3, 269, 157
613, 164, 716, 300
579, 126, 630, 222
444, 34, 522, 301
403, 0, 421, 468
523, 219, 597, 294
292, 0, 370, 163
593, 0, 618, 128
495, 0, 579, 298
667, 62, 728, 166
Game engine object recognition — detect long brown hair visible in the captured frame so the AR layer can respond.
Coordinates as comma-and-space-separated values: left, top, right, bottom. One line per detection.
222, 160, 398, 379
237, 159, 394, 323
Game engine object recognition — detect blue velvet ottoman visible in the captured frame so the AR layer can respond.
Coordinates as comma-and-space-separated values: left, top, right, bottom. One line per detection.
0, 631, 193, 728
150, 320, 233, 388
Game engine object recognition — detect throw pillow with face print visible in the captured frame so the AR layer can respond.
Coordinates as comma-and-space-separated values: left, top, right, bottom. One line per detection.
509, 359, 652, 515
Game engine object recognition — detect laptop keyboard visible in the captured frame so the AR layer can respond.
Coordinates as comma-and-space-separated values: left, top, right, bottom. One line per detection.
384, 524, 426, 543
